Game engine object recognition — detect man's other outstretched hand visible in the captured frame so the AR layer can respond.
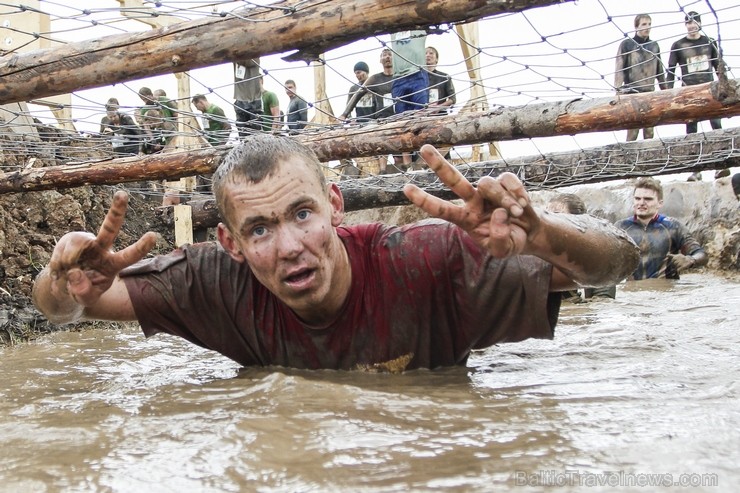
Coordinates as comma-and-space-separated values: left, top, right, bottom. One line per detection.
47, 191, 157, 308
403, 144, 541, 259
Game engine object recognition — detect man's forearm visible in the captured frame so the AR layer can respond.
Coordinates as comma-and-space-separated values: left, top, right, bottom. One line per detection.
528, 211, 640, 287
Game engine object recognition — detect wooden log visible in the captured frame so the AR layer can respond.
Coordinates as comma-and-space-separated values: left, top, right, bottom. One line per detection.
1, 81, 738, 194
301, 81, 740, 160
0, 0, 569, 105
160, 127, 740, 228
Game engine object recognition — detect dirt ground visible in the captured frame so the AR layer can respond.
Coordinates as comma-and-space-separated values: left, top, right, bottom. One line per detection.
0, 124, 178, 344
0, 185, 176, 344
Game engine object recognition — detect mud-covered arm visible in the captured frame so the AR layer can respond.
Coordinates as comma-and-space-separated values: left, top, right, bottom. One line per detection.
403, 145, 640, 291
32, 191, 157, 324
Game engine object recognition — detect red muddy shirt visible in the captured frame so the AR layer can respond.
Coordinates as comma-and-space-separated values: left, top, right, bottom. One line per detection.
121, 220, 559, 370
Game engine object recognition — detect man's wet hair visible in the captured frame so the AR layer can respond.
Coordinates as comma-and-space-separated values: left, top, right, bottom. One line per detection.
685, 11, 701, 24
213, 135, 327, 226
634, 13, 651, 29
633, 177, 663, 200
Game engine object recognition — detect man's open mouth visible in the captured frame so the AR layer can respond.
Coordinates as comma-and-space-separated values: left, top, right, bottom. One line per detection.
283, 268, 316, 287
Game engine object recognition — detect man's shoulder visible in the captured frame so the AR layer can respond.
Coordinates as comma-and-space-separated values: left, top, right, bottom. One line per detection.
368, 72, 393, 84
339, 220, 456, 244
654, 215, 686, 228
120, 242, 228, 278
618, 37, 637, 51
670, 37, 688, 49
427, 69, 449, 81
643, 39, 662, 52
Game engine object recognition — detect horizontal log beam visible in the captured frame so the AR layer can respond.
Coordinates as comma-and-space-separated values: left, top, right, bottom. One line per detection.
162, 127, 740, 228
0, 0, 568, 105
300, 80, 740, 160
1, 81, 738, 194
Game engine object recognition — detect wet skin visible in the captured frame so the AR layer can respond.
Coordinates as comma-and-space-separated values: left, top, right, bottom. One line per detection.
217, 158, 350, 326
633, 187, 663, 225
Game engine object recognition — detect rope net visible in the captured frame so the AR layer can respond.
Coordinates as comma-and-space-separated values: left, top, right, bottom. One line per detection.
0, 0, 738, 202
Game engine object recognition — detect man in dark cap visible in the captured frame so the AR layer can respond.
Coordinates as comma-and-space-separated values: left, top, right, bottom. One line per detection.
340, 51, 397, 174
667, 11, 727, 180
345, 61, 374, 122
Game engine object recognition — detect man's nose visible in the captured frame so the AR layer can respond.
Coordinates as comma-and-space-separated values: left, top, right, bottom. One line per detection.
276, 226, 303, 258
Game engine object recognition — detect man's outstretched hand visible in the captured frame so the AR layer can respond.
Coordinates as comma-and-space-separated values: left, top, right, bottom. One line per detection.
403, 144, 541, 258
48, 191, 157, 307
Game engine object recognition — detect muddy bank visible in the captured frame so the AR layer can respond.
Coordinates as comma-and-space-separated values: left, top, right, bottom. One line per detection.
1, 176, 737, 344
0, 187, 174, 344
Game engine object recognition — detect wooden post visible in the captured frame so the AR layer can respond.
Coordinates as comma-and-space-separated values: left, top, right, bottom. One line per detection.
173, 204, 193, 246
0, 0, 73, 131
455, 21, 501, 161
311, 56, 335, 125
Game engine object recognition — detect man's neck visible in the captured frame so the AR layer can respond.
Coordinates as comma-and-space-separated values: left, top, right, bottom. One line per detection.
427, 64, 437, 72
635, 214, 656, 226
687, 32, 702, 40
383, 67, 393, 76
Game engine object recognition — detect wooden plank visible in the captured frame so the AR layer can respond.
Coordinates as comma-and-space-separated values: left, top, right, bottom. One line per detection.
173, 204, 193, 246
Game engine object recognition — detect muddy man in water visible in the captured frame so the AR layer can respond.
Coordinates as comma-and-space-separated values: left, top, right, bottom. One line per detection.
33, 135, 639, 372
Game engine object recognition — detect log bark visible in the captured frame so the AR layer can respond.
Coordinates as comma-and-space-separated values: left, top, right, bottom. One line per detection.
301, 81, 740, 160
0, 0, 568, 105
0, 147, 227, 193
162, 127, 740, 228
1, 81, 738, 194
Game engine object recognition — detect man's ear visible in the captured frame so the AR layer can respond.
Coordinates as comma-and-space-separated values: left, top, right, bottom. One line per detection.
217, 223, 246, 263
328, 183, 345, 227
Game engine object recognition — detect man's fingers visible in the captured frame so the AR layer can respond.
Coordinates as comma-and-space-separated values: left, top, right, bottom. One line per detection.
404, 184, 465, 225
496, 172, 530, 208
419, 144, 477, 203
488, 208, 515, 258
111, 232, 158, 271
404, 183, 449, 216
49, 232, 97, 273
96, 190, 129, 250
477, 173, 530, 217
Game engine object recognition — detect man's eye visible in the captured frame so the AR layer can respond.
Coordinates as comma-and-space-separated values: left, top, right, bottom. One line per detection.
296, 210, 311, 220
252, 226, 266, 237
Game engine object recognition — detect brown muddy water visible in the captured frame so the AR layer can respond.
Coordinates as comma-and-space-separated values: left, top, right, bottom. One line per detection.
0, 273, 737, 493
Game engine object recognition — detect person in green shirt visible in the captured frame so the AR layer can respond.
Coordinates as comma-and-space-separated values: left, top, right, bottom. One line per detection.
153, 89, 179, 123
137, 87, 177, 125
191, 94, 231, 147
259, 76, 281, 133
